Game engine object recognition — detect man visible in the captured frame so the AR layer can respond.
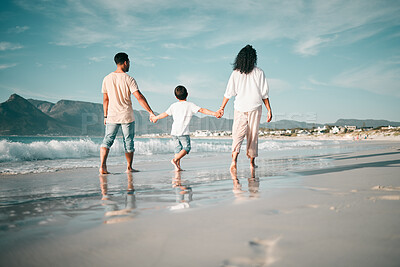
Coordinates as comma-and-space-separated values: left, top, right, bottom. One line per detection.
100, 52, 155, 174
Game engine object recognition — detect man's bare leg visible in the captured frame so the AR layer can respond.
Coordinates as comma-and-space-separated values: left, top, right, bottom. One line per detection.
100, 147, 110, 174
230, 151, 239, 171
171, 150, 187, 171
125, 152, 139, 172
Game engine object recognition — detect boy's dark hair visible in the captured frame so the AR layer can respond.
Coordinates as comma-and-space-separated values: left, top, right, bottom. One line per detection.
233, 44, 257, 74
174, 85, 188, 100
114, 52, 129, 65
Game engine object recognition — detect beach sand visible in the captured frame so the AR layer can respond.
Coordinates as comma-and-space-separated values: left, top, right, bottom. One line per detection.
1, 141, 399, 266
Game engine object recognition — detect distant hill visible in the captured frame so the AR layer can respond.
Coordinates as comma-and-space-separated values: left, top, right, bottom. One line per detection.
332, 119, 400, 128
0, 94, 71, 135
1, 94, 398, 136
262, 120, 323, 129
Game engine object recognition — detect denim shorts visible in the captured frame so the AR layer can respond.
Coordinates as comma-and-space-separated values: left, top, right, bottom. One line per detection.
101, 121, 135, 152
173, 135, 191, 154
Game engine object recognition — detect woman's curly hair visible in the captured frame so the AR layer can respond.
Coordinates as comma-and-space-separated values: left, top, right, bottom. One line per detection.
233, 45, 257, 74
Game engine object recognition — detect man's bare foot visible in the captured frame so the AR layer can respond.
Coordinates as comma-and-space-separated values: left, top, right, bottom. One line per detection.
171, 159, 183, 171
99, 167, 110, 174
126, 168, 140, 173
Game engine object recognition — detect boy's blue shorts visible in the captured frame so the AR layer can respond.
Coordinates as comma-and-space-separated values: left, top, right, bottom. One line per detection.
173, 135, 191, 154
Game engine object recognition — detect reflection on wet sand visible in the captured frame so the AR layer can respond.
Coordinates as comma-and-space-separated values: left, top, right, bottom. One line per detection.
171, 171, 193, 210
99, 173, 136, 224
230, 166, 260, 199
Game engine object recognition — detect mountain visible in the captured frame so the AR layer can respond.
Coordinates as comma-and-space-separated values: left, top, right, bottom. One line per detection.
332, 119, 400, 128
2, 94, 398, 136
262, 120, 323, 129
0, 94, 70, 135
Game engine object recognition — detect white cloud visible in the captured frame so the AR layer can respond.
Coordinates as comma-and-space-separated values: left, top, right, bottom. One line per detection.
0, 42, 24, 51
332, 61, 400, 97
308, 77, 329, 87
88, 56, 106, 63
294, 36, 336, 56
0, 63, 17, 70
14, 0, 400, 56
8, 25, 30, 34
163, 43, 190, 49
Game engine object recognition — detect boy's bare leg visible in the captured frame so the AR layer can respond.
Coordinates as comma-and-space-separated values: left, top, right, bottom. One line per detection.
171, 150, 187, 171
230, 151, 239, 171
125, 152, 139, 172
100, 147, 110, 174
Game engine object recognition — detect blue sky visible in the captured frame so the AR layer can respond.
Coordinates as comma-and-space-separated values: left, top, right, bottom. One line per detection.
0, 0, 399, 123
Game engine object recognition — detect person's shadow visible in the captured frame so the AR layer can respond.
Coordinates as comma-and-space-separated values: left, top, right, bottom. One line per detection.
230, 166, 260, 199
99, 172, 137, 224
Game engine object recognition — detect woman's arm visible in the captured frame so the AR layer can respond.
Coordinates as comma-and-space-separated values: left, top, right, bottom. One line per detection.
217, 97, 230, 117
263, 98, 272, 122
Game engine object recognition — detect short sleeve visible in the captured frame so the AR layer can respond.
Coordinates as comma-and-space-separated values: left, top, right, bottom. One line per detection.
165, 104, 173, 116
101, 77, 107, 93
224, 72, 237, 99
259, 70, 269, 99
190, 102, 201, 114
129, 77, 139, 94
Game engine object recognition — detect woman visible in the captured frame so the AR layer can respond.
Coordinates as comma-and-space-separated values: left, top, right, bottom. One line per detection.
218, 45, 272, 170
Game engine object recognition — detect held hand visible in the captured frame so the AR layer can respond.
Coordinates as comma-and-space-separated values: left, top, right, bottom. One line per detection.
267, 111, 272, 123
217, 108, 224, 118
149, 113, 156, 123
104, 118, 107, 125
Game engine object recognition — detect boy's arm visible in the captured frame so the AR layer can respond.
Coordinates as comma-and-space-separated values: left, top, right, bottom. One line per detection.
198, 108, 218, 117
152, 112, 169, 123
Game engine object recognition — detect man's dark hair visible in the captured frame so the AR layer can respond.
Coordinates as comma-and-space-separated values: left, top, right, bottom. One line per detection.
233, 45, 257, 74
114, 52, 129, 65
174, 85, 188, 100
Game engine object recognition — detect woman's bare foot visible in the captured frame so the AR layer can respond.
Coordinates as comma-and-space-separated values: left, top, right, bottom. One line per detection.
99, 166, 110, 174
171, 159, 183, 171
250, 158, 258, 168
126, 167, 140, 173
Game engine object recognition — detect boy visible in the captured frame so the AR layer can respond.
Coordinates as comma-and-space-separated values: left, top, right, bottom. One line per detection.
151, 85, 220, 171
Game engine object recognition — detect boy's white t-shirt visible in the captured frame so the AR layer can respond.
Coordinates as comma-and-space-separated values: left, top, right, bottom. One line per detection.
165, 101, 201, 136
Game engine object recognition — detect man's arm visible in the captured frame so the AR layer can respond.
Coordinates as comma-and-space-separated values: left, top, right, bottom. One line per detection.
103, 93, 109, 125
263, 98, 272, 122
151, 112, 169, 123
132, 90, 155, 119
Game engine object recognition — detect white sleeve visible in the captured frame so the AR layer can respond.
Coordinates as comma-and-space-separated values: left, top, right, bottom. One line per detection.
165, 104, 173, 116
129, 77, 139, 94
101, 77, 107, 93
259, 70, 269, 99
224, 72, 236, 99
191, 102, 201, 114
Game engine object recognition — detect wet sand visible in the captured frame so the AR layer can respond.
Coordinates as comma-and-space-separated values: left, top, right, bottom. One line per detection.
1, 142, 399, 266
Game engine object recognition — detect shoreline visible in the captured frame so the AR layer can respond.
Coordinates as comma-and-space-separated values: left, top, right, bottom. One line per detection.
1, 142, 399, 266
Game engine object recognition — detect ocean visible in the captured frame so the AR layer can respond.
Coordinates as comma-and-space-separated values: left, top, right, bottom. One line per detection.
0, 136, 358, 175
